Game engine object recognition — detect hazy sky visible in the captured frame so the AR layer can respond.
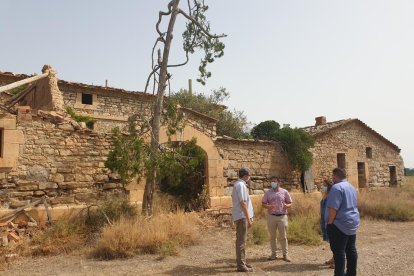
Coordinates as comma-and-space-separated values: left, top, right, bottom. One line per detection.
1, 0, 413, 167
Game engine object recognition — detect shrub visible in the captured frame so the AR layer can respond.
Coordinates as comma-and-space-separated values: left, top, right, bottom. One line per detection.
91, 211, 200, 260
84, 198, 138, 231
249, 220, 269, 245
30, 218, 86, 256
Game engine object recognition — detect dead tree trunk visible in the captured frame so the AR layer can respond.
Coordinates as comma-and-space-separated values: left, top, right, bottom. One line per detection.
142, 0, 181, 216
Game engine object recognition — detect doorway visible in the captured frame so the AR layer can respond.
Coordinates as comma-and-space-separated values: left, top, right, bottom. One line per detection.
357, 162, 366, 188
389, 166, 397, 187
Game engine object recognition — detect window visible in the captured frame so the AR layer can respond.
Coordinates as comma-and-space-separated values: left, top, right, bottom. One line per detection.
337, 153, 346, 169
366, 147, 372, 159
0, 128, 3, 158
81, 93, 93, 105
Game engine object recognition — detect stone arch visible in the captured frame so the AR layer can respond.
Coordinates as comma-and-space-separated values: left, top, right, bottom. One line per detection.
159, 125, 226, 203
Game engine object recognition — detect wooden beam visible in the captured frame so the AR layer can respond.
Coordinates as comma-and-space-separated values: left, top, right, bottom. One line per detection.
0, 72, 48, 93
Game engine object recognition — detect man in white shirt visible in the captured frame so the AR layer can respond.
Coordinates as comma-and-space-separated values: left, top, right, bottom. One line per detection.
232, 167, 254, 272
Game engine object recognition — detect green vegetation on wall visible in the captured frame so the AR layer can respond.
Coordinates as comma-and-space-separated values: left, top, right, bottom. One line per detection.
251, 120, 315, 171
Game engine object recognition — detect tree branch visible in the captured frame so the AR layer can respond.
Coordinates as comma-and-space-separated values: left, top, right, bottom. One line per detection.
167, 51, 189, 68
144, 65, 160, 93
178, 9, 227, 39
156, 0, 175, 42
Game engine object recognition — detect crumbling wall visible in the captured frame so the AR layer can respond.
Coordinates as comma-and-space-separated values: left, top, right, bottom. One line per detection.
0, 113, 124, 209
214, 137, 300, 196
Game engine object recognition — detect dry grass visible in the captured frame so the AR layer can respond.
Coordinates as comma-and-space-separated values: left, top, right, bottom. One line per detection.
30, 219, 86, 256
288, 194, 322, 245
358, 176, 414, 221
91, 211, 200, 260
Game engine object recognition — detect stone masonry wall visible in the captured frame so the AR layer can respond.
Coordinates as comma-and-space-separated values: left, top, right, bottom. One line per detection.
310, 121, 404, 188
214, 138, 299, 196
0, 115, 124, 209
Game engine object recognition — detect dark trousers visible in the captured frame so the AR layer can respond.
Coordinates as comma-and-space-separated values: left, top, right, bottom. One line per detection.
235, 218, 247, 269
327, 223, 358, 276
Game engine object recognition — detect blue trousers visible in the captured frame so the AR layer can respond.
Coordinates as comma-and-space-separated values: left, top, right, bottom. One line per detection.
327, 223, 358, 276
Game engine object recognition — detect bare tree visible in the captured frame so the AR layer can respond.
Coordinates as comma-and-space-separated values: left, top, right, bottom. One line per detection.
142, 0, 226, 216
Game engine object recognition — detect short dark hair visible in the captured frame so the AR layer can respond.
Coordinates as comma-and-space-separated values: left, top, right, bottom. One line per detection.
239, 167, 250, 178
270, 176, 278, 181
332, 168, 346, 179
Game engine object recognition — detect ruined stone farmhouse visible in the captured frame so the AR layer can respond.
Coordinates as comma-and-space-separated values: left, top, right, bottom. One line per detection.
0, 66, 404, 215
302, 116, 404, 190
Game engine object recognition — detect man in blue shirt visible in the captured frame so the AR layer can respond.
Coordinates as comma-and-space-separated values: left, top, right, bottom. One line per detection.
327, 168, 360, 276
232, 167, 254, 272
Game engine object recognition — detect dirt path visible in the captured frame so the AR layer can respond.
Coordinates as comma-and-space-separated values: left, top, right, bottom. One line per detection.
3, 220, 414, 275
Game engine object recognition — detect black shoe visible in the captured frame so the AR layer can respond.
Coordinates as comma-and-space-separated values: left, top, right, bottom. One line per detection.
267, 255, 277, 261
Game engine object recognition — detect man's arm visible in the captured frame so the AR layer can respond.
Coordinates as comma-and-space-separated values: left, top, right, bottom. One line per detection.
327, 207, 337, 224
240, 200, 253, 225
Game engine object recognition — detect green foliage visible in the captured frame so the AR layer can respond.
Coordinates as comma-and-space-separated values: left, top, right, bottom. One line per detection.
159, 138, 208, 211
251, 121, 315, 171
251, 120, 280, 140
288, 215, 322, 246
182, 0, 225, 85
248, 220, 269, 245
276, 127, 315, 172
66, 106, 96, 129
169, 87, 250, 138
105, 120, 147, 184
163, 98, 185, 137
8, 84, 28, 95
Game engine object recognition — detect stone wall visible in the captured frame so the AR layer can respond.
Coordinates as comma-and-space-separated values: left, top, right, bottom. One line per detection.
310, 121, 404, 188
59, 83, 154, 133
0, 114, 124, 209
214, 137, 299, 196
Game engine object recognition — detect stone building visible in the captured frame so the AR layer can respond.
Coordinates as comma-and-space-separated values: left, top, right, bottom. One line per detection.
0, 67, 405, 216
0, 66, 294, 213
303, 116, 404, 190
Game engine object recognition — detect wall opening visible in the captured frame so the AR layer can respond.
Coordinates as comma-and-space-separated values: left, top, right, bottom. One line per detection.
389, 166, 397, 187
337, 153, 346, 169
366, 147, 372, 159
357, 162, 366, 188
159, 141, 208, 211
81, 93, 93, 105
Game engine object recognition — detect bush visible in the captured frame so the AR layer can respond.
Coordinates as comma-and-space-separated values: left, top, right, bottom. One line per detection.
30, 218, 86, 256
288, 194, 322, 246
91, 211, 200, 260
249, 220, 269, 245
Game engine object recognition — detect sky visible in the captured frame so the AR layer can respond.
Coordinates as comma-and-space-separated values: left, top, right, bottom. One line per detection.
1, 0, 413, 167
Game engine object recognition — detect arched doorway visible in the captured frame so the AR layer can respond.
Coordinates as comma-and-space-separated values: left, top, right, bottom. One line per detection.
159, 140, 208, 211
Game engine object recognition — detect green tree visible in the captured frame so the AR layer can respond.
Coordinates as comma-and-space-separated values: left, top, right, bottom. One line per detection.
169, 87, 250, 138
251, 120, 280, 140
142, 0, 226, 216
105, 119, 147, 185
251, 121, 315, 171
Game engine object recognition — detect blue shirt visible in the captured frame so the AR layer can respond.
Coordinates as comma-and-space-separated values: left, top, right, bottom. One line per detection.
231, 179, 254, 221
326, 179, 360, 235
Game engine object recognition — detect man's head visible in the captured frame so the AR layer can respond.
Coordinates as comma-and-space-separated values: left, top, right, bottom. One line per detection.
270, 176, 279, 189
239, 167, 250, 182
332, 168, 346, 183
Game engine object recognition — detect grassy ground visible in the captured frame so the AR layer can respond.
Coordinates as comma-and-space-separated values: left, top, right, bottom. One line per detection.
358, 176, 414, 221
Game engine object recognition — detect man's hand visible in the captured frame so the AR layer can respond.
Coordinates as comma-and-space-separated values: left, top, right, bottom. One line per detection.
248, 217, 254, 227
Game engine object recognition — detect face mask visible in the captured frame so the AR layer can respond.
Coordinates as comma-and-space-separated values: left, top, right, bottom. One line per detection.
271, 182, 278, 189
321, 186, 328, 193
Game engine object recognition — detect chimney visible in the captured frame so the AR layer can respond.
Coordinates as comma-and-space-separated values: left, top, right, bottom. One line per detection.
105, 80, 108, 87
188, 79, 192, 95
315, 116, 327, 126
